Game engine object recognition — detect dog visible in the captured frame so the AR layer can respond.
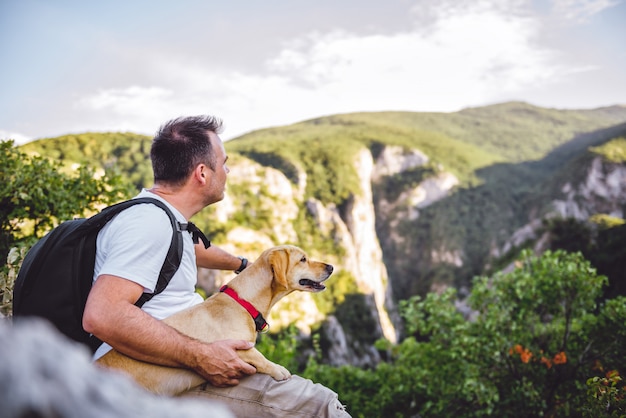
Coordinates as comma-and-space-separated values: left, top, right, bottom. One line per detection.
96, 245, 333, 396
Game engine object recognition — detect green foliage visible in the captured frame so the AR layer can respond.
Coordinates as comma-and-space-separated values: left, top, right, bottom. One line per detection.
466, 252, 613, 417
230, 106, 566, 296
234, 150, 300, 185
303, 359, 400, 418
0, 140, 133, 260
364, 106, 626, 295
582, 371, 626, 418
255, 324, 303, 372
544, 217, 626, 299
590, 137, 626, 163
298, 250, 624, 418
0, 140, 133, 316
292, 206, 345, 257
327, 293, 381, 349
20, 132, 154, 190
227, 130, 363, 206
590, 214, 626, 230
191, 204, 229, 245
224, 182, 277, 231
322, 113, 503, 182
311, 269, 359, 316
376, 162, 440, 202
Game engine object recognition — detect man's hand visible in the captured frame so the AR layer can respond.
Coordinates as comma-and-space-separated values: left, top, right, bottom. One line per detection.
192, 340, 257, 387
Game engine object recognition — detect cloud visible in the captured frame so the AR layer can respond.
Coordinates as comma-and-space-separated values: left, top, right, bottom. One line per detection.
71, 0, 602, 139
0, 130, 32, 145
78, 86, 173, 112
266, 0, 565, 109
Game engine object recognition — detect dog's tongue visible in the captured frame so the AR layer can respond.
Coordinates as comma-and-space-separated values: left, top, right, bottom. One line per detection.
299, 279, 326, 291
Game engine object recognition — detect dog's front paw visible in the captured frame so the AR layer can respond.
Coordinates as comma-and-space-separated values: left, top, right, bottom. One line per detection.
270, 364, 291, 381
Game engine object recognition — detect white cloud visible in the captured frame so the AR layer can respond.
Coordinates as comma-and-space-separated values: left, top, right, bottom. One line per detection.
69, 0, 606, 139
78, 86, 173, 112
0, 130, 32, 145
264, 0, 566, 110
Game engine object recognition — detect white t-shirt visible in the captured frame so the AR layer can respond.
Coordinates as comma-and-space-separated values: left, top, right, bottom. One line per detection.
92, 189, 203, 359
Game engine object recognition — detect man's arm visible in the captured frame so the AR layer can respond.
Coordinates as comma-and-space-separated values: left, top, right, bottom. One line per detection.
195, 244, 246, 271
83, 274, 257, 387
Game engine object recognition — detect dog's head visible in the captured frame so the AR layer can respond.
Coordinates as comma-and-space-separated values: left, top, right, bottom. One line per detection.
264, 245, 333, 293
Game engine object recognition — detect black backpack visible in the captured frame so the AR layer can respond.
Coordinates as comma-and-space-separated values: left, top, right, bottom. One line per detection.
13, 197, 184, 353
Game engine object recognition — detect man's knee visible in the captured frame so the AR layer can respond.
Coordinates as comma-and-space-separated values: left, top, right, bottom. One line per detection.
182, 374, 351, 418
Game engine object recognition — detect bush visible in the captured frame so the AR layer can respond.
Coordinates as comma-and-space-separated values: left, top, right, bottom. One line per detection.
296, 250, 626, 417
0, 140, 132, 258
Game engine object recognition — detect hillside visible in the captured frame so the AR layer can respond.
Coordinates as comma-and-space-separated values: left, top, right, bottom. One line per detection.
20, 132, 154, 191
226, 102, 626, 296
15, 102, 626, 364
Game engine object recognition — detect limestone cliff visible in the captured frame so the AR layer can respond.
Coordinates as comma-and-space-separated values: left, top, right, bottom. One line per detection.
501, 154, 626, 256
553, 156, 626, 220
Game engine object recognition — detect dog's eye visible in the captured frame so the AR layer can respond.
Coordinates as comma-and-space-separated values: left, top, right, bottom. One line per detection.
300, 256, 307, 263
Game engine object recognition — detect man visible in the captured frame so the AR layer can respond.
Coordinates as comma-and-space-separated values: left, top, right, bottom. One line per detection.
83, 115, 350, 417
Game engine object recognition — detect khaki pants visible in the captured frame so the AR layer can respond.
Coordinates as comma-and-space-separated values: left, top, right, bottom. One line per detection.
181, 374, 351, 418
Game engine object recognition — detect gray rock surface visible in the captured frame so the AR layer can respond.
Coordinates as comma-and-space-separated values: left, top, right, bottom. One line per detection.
0, 318, 233, 418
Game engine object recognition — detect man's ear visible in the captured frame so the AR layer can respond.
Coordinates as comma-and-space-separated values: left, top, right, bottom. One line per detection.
268, 248, 289, 288
195, 164, 207, 184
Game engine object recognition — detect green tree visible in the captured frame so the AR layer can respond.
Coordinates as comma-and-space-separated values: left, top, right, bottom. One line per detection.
1, 140, 132, 249
301, 250, 625, 417
466, 250, 610, 417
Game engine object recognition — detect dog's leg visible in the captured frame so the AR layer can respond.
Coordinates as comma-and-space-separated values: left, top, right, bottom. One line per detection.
238, 348, 291, 381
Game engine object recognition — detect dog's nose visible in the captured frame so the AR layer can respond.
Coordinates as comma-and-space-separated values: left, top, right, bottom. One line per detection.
325, 264, 334, 274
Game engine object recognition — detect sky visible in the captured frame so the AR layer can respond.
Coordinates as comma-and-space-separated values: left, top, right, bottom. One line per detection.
1, 0, 625, 144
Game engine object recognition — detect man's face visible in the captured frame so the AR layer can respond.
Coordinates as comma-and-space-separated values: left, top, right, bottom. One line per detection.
204, 131, 229, 205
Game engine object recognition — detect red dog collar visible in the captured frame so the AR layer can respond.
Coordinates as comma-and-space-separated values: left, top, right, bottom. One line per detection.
219, 285, 269, 333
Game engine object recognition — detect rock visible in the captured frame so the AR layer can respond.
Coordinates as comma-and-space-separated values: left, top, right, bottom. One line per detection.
0, 318, 233, 418
372, 145, 429, 181
501, 156, 626, 256
553, 157, 626, 220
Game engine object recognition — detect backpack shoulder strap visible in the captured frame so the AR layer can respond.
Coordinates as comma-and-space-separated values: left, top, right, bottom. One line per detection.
127, 198, 184, 307
82, 197, 184, 307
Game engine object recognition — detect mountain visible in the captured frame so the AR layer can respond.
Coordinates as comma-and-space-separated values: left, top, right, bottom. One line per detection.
18, 102, 626, 366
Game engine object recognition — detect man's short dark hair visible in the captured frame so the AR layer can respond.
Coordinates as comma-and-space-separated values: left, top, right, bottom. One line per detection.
151, 115, 223, 186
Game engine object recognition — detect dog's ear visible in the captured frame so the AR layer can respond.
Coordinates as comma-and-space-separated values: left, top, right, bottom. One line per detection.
268, 248, 289, 288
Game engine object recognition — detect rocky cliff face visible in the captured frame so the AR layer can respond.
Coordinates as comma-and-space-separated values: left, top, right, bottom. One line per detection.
338, 149, 396, 344
553, 156, 626, 220
500, 155, 626, 256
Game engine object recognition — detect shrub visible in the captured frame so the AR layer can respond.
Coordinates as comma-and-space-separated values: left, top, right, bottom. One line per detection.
297, 250, 625, 417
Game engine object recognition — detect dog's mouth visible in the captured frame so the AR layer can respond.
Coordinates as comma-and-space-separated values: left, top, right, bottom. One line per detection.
299, 279, 326, 292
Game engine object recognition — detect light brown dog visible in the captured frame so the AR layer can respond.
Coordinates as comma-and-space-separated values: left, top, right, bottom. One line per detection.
96, 245, 333, 396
